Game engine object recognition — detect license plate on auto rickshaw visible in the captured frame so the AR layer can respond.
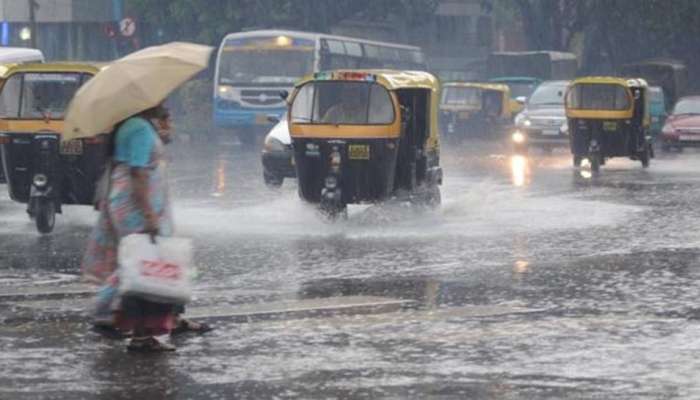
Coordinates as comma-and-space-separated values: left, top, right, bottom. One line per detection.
348, 144, 370, 160
603, 121, 618, 131
60, 139, 83, 155
458, 111, 471, 119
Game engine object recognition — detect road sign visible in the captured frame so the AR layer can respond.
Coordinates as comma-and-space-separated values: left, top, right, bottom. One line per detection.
119, 17, 136, 37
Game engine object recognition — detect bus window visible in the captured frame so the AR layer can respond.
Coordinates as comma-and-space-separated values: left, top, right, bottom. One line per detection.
326, 40, 345, 55
363, 44, 380, 60
344, 42, 362, 58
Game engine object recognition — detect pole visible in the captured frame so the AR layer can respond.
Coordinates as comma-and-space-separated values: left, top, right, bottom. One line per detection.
28, 0, 38, 48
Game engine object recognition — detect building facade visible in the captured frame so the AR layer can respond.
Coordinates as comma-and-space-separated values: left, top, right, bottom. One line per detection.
0, 0, 122, 61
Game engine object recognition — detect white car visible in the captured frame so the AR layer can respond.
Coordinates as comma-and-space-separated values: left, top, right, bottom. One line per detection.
261, 114, 295, 187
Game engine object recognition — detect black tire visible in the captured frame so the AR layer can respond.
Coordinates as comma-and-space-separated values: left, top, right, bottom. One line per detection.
640, 144, 651, 168
590, 153, 601, 174
263, 172, 283, 189
573, 155, 583, 167
35, 199, 55, 234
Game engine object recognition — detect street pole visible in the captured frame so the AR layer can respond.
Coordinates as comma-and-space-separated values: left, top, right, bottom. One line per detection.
28, 0, 38, 48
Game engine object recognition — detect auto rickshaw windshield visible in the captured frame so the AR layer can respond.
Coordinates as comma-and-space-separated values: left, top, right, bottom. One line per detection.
566, 83, 630, 111
291, 81, 395, 125
0, 72, 90, 119
442, 87, 481, 107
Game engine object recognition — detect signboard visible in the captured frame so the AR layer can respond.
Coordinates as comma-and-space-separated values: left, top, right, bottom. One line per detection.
119, 17, 136, 37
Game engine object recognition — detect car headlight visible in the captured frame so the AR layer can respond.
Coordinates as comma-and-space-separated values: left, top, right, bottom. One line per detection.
263, 136, 286, 153
512, 131, 526, 144
33, 173, 48, 188
662, 125, 676, 135
217, 85, 236, 101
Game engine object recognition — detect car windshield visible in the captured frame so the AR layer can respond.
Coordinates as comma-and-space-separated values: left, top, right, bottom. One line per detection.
566, 83, 630, 110
528, 83, 566, 107
0, 72, 88, 119
219, 48, 314, 86
291, 81, 394, 125
672, 98, 700, 115
442, 87, 481, 107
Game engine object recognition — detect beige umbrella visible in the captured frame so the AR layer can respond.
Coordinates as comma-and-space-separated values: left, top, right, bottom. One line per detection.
63, 41, 213, 140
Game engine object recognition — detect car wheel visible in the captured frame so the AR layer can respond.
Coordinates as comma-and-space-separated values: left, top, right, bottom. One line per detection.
263, 172, 283, 189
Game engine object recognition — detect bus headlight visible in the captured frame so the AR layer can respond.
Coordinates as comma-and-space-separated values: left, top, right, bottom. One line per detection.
512, 131, 526, 144
217, 85, 236, 100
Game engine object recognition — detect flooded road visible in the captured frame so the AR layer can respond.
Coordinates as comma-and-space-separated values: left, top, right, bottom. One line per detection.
2, 141, 700, 399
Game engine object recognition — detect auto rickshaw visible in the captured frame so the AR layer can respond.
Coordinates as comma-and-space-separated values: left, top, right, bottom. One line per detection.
0, 63, 108, 233
288, 70, 442, 217
565, 77, 653, 173
439, 82, 512, 140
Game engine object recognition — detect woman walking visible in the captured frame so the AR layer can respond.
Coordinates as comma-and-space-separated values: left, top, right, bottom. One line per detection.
83, 105, 178, 351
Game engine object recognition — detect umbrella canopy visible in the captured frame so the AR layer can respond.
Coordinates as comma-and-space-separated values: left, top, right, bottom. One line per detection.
63, 41, 213, 140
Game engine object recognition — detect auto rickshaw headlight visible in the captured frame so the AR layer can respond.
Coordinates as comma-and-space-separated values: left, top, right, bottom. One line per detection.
33, 173, 48, 188
512, 131, 526, 144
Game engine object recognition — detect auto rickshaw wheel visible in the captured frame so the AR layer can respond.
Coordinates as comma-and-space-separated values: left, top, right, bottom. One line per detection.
590, 153, 601, 174
35, 199, 56, 234
573, 155, 582, 167
640, 144, 651, 168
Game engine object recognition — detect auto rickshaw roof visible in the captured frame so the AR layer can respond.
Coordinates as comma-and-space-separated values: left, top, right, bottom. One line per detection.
297, 69, 439, 92
443, 82, 510, 92
571, 76, 648, 88
0, 62, 104, 79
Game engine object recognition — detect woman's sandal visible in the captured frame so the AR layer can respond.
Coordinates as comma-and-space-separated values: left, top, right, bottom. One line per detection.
171, 318, 213, 336
127, 337, 176, 353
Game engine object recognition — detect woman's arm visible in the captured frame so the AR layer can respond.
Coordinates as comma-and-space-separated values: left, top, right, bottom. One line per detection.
130, 167, 158, 234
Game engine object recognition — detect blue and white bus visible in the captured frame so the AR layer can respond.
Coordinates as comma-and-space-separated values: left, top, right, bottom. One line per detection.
213, 30, 426, 145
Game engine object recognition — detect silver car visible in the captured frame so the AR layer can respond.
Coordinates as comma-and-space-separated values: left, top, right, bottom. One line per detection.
514, 80, 570, 152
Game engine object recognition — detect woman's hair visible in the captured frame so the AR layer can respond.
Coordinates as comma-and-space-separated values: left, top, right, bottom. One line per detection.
139, 104, 170, 121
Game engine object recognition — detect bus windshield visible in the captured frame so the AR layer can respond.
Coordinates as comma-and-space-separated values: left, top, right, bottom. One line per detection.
291, 81, 394, 125
0, 72, 87, 119
218, 48, 314, 86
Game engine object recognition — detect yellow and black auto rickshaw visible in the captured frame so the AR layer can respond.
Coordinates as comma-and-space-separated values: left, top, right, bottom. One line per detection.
288, 70, 442, 217
439, 82, 512, 140
565, 77, 653, 172
0, 63, 108, 233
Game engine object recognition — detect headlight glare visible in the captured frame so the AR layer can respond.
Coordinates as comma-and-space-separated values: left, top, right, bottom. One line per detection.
33, 173, 48, 188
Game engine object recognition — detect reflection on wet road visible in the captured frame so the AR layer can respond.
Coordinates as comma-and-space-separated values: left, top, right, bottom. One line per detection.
3, 142, 700, 398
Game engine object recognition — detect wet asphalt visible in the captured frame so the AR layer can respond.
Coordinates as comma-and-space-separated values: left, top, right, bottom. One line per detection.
2, 139, 700, 399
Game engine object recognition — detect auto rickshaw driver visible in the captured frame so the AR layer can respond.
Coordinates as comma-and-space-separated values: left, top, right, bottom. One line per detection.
321, 83, 367, 124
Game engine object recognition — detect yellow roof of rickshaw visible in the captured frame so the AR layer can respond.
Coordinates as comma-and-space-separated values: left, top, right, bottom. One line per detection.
570, 76, 648, 88
296, 69, 439, 91
0, 62, 104, 79
442, 82, 510, 92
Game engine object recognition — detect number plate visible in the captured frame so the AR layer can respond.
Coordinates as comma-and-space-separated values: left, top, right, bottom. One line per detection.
60, 139, 83, 155
680, 135, 700, 141
458, 111, 471, 119
348, 144, 370, 160
542, 129, 559, 136
603, 121, 618, 131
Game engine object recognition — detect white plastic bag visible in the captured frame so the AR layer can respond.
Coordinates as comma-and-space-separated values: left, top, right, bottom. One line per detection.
118, 234, 193, 305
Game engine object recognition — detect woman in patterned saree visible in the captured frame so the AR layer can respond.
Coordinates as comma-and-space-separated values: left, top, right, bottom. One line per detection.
82, 105, 207, 352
